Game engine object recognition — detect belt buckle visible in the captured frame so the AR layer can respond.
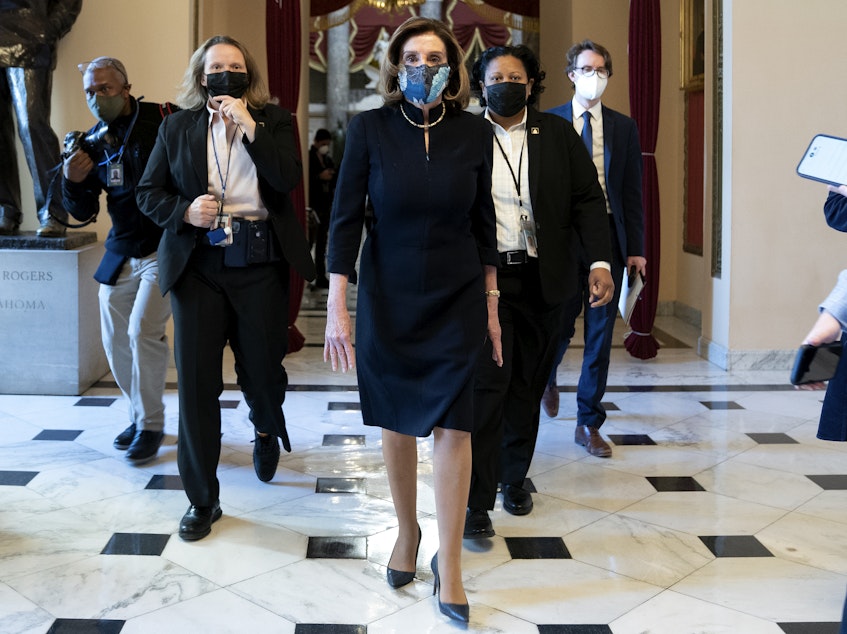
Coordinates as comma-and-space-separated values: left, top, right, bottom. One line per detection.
506, 251, 523, 265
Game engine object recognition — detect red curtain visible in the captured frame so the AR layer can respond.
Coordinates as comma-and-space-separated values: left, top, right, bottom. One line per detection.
311, 0, 352, 15
267, 0, 308, 353
626, 0, 661, 359
479, 0, 538, 17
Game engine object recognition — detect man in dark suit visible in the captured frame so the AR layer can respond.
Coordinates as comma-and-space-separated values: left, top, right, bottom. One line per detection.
465, 45, 613, 539
137, 35, 315, 541
541, 40, 646, 458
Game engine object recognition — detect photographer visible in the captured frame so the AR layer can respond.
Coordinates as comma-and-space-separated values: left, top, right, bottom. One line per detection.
62, 57, 175, 464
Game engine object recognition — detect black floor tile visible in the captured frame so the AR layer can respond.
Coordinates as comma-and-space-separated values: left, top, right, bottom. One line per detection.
700, 400, 744, 410
74, 397, 117, 407
699, 535, 773, 557
47, 619, 125, 633
747, 433, 798, 444
538, 626, 612, 634
145, 474, 184, 490
646, 476, 705, 492
219, 399, 240, 409
505, 536, 570, 559
778, 623, 840, 634
0, 470, 38, 486
33, 429, 83, 441
327, 402, 362, 411
307, 536, 367, 559
316, 477, 366, 494
608, 433, 655, 446
806, 474, 847, 490
322, 434, 365, 446
295, 624, 366, 634
101, 533, 171, 556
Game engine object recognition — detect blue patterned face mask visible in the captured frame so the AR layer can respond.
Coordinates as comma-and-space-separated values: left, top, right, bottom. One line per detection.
398, 63, 450, 106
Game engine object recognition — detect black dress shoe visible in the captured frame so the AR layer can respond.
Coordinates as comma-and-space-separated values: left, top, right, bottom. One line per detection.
125, 430, 164, 465
113, 423, 137, 450
502, 484, 533, 516
431, 553, 469, 623
386, 524, 421, 588
179, 501, 222, 541
253, 431, 280, 482
463, 508, 494, 539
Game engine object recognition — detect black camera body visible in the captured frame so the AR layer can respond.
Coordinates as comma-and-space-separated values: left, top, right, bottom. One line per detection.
62, 125, 118, 160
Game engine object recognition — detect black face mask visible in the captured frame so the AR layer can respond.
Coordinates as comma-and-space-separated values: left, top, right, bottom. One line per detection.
206, 71, 250, 99
485, 82, 528, 118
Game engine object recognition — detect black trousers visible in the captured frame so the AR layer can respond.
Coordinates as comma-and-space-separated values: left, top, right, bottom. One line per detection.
469, 261, 564, 510
170, 246, 290, 507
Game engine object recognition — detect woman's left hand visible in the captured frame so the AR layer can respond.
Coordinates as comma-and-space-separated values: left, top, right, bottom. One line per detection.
588, 268, 615, 308
487, 297, 503, 367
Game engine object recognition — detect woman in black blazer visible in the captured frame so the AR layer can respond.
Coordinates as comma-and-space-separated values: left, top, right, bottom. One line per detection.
137, 35, 314, 542
465, 45, 614, 540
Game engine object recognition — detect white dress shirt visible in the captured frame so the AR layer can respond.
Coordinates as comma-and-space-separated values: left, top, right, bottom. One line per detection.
206, 102, 268, 220
484, 108, 537, 255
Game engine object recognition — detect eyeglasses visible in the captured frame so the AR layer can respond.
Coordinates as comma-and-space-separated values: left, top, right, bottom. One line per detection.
574, 66, 610, 79
77, 58, 129, 85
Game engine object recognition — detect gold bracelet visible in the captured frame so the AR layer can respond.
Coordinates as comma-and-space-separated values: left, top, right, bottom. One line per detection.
484, 289, 501, 297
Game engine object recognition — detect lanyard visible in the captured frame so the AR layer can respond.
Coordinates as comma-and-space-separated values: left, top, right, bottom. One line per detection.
493, 127, 527, 208
98, 99, 141, 167
211, 119, 238, 212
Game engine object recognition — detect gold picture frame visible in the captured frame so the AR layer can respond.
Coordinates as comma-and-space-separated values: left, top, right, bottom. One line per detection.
680, 0, 705, 90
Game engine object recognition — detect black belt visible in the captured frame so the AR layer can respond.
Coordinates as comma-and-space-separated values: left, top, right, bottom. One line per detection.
199, 218, 270, 245
500, 250, 528, 266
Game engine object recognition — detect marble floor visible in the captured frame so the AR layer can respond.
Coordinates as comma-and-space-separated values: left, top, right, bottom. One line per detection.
2, 287, 846, 634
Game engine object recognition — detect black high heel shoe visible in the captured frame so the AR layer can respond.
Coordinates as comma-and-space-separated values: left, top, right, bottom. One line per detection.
430, 552, 469, 623
386, 524, 421, 588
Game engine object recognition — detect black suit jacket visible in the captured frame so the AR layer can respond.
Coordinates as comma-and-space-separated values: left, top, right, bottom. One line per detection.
521, 107, 611, 305
136, 104, 315, 294
547, 101, 644, 262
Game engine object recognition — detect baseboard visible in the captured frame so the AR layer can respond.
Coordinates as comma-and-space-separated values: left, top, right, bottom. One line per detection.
698, 336, 795, 371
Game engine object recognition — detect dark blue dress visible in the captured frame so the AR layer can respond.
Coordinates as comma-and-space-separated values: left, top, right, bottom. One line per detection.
327, 103, 498, 436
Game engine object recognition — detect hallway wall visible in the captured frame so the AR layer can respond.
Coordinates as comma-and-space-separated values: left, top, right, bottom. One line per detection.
702, 0, 847, 367
13, 0, 847, 365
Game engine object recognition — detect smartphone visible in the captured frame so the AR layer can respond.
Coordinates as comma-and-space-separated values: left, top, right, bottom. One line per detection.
796, 134, 847, 186
789, 341, 843, 385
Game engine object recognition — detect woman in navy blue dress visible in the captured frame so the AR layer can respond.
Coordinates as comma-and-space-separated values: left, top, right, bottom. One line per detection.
324, 17, 502, 623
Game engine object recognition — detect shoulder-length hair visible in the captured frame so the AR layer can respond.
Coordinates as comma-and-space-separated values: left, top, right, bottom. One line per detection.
471, 45, 546, 108
176, 35, 271, 111
378, 17, 470, 111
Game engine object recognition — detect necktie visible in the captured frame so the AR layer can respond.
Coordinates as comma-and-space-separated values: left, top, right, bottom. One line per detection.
581, 110, 593, 156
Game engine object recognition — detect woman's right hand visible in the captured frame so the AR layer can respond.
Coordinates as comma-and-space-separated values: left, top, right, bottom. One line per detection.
828, 184, 847, 198
324, 274, 355, 372
797, 310, 842, 391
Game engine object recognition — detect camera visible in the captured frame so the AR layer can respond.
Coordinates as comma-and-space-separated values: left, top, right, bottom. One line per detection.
62, 125, 118, 160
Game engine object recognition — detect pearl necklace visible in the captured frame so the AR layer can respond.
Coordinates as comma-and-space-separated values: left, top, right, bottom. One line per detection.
400, 103, 446, 130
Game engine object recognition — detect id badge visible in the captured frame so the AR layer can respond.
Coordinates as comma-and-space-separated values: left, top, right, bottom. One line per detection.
208, 212, 234, 246
521, 214, 538, 258
107, 162, 124, 188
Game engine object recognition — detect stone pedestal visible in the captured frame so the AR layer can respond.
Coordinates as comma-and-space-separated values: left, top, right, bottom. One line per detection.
0, 232, 109, 395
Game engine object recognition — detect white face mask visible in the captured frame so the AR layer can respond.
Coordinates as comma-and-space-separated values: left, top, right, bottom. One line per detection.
318, 145, 330, 156
574, 73, 608, 101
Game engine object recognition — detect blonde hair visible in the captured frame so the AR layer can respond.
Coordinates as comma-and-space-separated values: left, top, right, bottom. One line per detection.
176, 35, 271, 110
378, 17, 469, 111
